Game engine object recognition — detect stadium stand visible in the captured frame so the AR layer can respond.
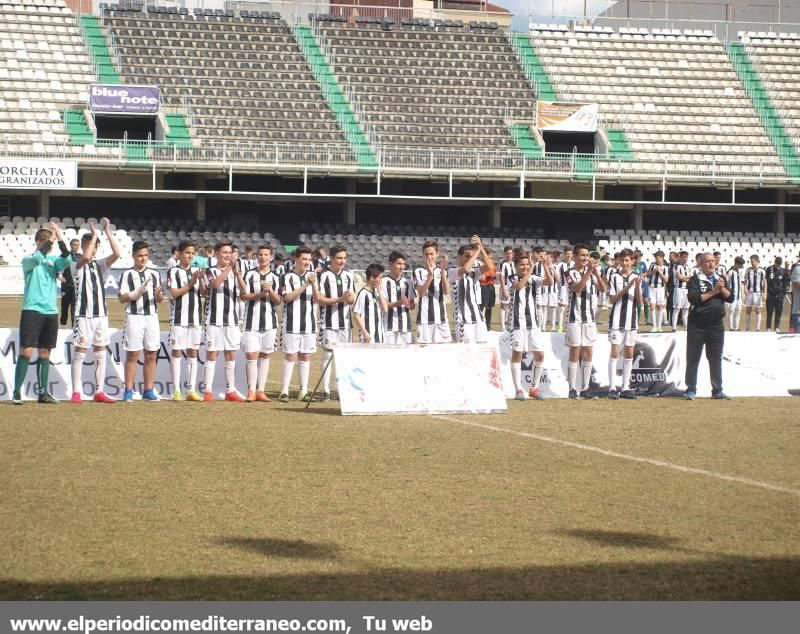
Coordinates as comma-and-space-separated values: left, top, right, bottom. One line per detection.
532, 24, 784, 175
595, 227, 799, 265
103, 6, 358, 162
314, 16, 538, 162
0, 0, 95, 155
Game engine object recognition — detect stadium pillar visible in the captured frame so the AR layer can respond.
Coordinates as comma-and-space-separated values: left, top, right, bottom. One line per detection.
490, 200, 501, 228
632, 205, 644, 231
195, 195, 206, 222
344, 180, 356, 225
775, 191, 786, 234
38, 191, 49, 217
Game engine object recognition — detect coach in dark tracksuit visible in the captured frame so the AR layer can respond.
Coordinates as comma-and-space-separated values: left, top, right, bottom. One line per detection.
765, 257, 789, 331
685, 252, 734, 400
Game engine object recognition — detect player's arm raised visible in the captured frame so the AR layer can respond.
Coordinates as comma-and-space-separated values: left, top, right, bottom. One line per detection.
74, 226, 98, 270
208, 263, 231, 289
440, 255, 451, 295
593, 262, 608, 292
100, 217, 121, 269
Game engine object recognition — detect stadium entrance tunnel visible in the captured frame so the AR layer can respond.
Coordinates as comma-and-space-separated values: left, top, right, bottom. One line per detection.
94, 114, 157, 142
542, 131, 596, 155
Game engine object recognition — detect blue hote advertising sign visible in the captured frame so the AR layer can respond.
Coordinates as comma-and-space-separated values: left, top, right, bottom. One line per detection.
90, 84, 160, 115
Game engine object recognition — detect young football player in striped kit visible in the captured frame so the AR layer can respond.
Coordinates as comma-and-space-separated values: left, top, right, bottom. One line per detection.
203, 241, 246, 402
566, 244, 607, 399
498, 246, 515, 331
671, 251, 691, 332
646, 250, 669, 332
509, 250, 552, 400
167, 240, 206, 401
556, 246, 574, 332
714, 252, 727, 279
543, 249, 561, 331
448, 236, 493, 343
383, 251, 416, 345
530, 246, 547, 329
118, 241, 163, 402
353, 263, 388, 343
70, 217, 120, 403
317, 245, 355, 401
607, 249, 642, 400
726, 256, 745, 331
241, 245, 282, 402
414, 240, 451, 344
279, 246, 319, 402
744, 254, 766, 331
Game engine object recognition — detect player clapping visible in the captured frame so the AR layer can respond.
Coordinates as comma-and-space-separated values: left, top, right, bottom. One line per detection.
382, 251, 415, 345
353, 264, 388, 343
607, 249, 641, 399
447, 235, 493, 343
414, 240, 451, 344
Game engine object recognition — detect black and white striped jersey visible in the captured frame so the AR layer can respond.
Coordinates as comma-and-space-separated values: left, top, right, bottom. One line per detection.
382, 274, 415, 333
283, 258, 295, 274
282, 271, 316, 334
314, 257, 330, 272
546, 263, 559, 295
500, 260, 516, 288
238, 257, 256, 274
605, 265, 617, 283
205, 267, 240, 327
648, 263, 669, 288
447, 265, 484, 325
558, 260, 574, 288
167, 266, 203, 326
354, 287, 384, 343
745, 267, 766, 293
608, 272, 640, 331
509, 273, 545, 331
715, 264, 727, 278
567, 267, 598, 324
673, 264, 690, 290
243, 270, 280, 332
532, 261, 547, 300
119, 267, 161, 316
319, 269, 355, 331
72, 259, 109, 318
413, 267, 447, 325
727, 267, 743, 301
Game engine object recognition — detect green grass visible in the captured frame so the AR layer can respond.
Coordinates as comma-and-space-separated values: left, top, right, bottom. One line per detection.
1, 298, 798, 600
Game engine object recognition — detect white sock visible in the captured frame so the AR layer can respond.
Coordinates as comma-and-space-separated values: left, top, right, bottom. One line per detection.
622, 357, 633, 391
321, 349, 333, 392
581, 362, 592, 392
651, 305, 659, 329
608, 356, 618, 391
511, 361, 522, 392
94, 351, 106, 393
186, 357, 197, 392
672, 307, 679, 330
257, 357, 270, 392
246, 359, 258, 393
71, 350, 86, 395
500, 308, 507, 330
204, 358, 215, 394
532, 362, 544, 389
558, 306, 566, 328
733, 308, 741, 330
745, 312, 751, 330
549, 306, 557, 329
660, 308, 667, 330
756, 312, 762, 331
281, 359, 295, 394
536, 306, 545, 329
171, 356, 182, 394
680, 308, 688, 329
298, 360, 310, 393
727, 308, 734, 330
567, 361, 578, 392
224, 360, 235, 393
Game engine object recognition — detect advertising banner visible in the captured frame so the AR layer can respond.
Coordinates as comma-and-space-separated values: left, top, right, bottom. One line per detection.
536, 101, 599, 132
0, 159, 77, 189
333, 343, 507, 415
89, 84, 160, 115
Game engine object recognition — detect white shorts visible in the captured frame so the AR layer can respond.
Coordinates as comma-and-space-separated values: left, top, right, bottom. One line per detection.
609, 329, 637, 347
385, 331, 413, 346
242, 329, 277, 355
673, 288, 690, 310
745, 292, 762, 307
123, 314, 161, 352
727, 299, 742, 312
205, 324, 242, 351
565, 322, 598, 347
511, 327, 546, 352
282, 332, 317, 354
321, 328, 351, 350
649, 287, 666, 305
170, 325, 202, 351
559, 286, 570, 305
73, 315, 109, 349
416, 322, 452, 344
548, 291, 559, 308
455, 320, 488, 344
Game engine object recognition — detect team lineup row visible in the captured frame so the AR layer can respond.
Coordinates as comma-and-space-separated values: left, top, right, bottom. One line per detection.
11, 219, 795, 404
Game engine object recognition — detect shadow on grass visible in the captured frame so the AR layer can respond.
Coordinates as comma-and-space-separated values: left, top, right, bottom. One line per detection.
216, 537, 343, 560
559, 529, 684, 550
1, 556, 799, 600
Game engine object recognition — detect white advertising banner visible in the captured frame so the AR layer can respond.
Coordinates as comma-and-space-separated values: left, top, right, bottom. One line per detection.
491, 331, 799, 399
536, 101, 599, 132
0, 159, 77, 189
333, 343, 507, 415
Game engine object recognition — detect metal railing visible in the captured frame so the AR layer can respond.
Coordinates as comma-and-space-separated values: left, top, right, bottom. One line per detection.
2, 138, 798, 185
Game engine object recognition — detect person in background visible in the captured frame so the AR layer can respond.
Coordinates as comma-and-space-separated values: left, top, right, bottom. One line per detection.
765, 256, 790, 332
479, 247, 497, 329
165, 245, 179, 271
59, 238, 81, 327
790, 252, 800, 333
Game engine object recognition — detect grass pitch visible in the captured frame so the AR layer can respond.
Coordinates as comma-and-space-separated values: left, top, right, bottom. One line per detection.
1, 297, 799, 600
